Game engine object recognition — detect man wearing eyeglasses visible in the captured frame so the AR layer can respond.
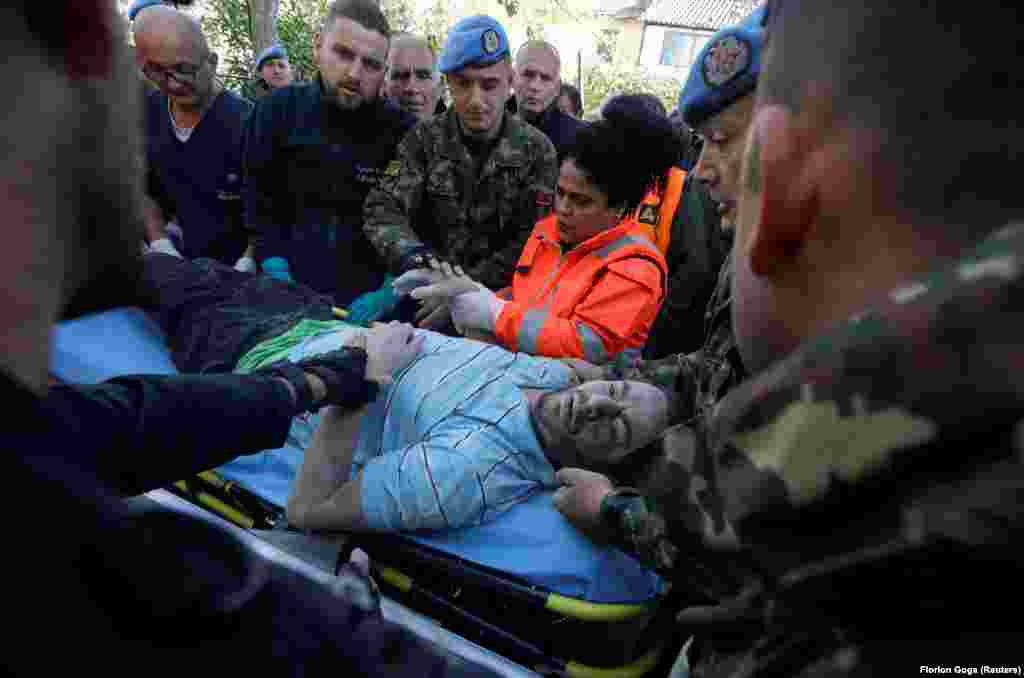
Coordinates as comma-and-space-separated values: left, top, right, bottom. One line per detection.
135, 5, 255, 268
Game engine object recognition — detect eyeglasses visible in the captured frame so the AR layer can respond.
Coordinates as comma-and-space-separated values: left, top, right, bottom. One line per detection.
142, 59, 205, 84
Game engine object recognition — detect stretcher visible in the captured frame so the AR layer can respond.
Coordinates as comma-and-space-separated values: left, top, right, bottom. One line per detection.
51, 307, 682, 677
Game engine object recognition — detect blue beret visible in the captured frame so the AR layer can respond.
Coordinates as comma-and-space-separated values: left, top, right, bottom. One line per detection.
679, 2, 767, 129
437, 15, 510, 74
128, 0, 164, 20
256, 45, 288, 71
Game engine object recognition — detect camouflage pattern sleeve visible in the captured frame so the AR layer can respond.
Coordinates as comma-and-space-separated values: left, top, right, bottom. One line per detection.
362, 127, 433, 275
466, 135, 558, 290
598, 487, 745, 602
599, 489, 679, 575
599, 351, 701, 423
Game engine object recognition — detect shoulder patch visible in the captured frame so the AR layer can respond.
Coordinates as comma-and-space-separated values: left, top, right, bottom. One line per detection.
638, 204, 659, 226
384, 160, 401, 177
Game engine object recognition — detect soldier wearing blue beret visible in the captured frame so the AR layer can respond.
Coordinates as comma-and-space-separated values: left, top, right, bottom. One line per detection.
254, 44, 293, 92
679, 1, 767, 229
361, 15, 558, 328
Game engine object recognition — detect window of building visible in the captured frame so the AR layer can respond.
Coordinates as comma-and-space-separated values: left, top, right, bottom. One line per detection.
659, 30, 709, 69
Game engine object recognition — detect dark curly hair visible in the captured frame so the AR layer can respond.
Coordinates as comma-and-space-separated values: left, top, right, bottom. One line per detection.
563, 94, 682, 213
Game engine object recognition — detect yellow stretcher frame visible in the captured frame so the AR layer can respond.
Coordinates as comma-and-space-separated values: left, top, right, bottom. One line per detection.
173, 470, 673, 677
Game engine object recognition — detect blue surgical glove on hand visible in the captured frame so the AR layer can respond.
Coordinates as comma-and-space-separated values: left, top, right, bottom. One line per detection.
261, 256, 294, 283
347, 275, 399, 326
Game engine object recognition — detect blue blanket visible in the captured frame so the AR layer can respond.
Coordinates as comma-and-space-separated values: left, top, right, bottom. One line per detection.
51, 308, 664, 603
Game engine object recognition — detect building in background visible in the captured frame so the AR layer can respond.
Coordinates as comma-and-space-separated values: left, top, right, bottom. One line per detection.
596, 0, 758, 74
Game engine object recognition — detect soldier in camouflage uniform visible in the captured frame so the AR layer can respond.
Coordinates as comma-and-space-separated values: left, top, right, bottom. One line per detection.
362, 15, 557, 327
554, 0, 1024, 674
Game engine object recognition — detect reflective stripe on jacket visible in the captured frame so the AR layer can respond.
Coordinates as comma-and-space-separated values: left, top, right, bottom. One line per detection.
494, 214, 668, 363
633, 167, 687, 256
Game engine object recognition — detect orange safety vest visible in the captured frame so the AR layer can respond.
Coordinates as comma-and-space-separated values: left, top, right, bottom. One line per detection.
494, 215, 668, 363
633, 167, 687, 256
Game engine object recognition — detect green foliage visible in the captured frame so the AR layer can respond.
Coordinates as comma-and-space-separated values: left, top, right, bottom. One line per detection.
382, 0, 416, 34
595, 27, 618, 64
417, 0, 454, 53
383, 0, 451, 52
202, 0, 255, 94
203, 0, 328, 97
276, 0, 329, 80
581, 63, 681, 119
495, 0, 519, 17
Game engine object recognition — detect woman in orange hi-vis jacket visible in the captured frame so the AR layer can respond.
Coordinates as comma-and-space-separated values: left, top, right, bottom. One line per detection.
398, 103, 684, 363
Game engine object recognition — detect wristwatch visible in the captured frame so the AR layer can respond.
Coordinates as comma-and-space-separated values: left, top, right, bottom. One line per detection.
600, 488, 678, 572
599, 488, 648, 538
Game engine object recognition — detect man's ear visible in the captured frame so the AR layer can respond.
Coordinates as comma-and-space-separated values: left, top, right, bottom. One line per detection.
313, 32, 322, 66
747, 105, 819, 277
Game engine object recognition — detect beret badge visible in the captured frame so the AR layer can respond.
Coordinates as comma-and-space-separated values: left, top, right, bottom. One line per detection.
702, 34, 750, 87
482, 28, 500, 54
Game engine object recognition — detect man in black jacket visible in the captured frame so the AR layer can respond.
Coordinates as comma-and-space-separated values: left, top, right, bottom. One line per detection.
513, 40, 583, 161
244, 0, 417, 307
2, 1, 492, 675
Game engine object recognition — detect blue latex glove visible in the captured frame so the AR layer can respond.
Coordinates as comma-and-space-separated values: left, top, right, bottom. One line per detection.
346, 275, 399, 326
261, 256, 294, 283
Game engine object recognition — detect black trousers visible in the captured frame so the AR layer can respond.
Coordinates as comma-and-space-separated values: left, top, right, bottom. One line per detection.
138, 254, 337, 373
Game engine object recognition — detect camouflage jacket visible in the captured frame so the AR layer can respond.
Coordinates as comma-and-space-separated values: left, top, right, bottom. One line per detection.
362, 110, 558, 290
604, 247, 744, 428
609, 224, 1024, 675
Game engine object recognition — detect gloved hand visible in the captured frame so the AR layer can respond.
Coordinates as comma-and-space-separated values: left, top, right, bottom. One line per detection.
147, 237, 183, 258
347, 275, 400, 326
414, 295, 452, 330
261, 256, 294, 283
392, 268, 446, 296
450, 283, 505, 334
411, 277, 505, 334
233, 256, 258, 273
253, 346, 376, 413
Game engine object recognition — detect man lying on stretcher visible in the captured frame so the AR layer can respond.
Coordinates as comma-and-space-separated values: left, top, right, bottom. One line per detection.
140, 253, 673, 533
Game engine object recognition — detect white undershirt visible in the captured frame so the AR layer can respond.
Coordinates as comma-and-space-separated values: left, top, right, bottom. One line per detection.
168, 100, 195, 143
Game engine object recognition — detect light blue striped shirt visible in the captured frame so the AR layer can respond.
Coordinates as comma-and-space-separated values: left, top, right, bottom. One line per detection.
353, 333, 572, 531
